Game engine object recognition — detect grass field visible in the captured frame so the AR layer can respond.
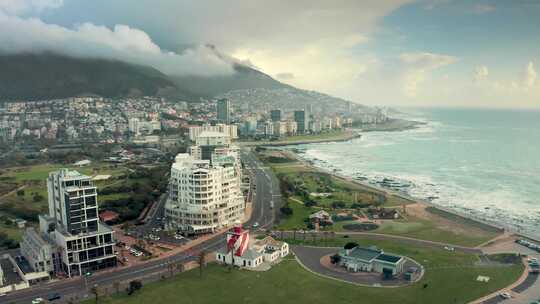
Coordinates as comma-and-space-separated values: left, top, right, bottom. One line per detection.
87, 246, 523, 304
0, 163, 131, 222
277, 199, 498, 247
373, 215, 499, 247
0, 222, 24, 241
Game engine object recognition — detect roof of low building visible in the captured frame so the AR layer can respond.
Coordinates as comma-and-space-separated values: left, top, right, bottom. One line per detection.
255, 236, 286, 248
341, 246, 383, 263
309, 210, 330, 219
216, 247, 263, 261
375, 253, 403, 264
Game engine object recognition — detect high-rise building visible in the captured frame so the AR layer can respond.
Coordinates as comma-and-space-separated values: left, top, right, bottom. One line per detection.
128, 117, 140, 135
21, 169, 117, 277
188, 124, 238, 141
165, 153, 244, 235
217, 99, 231, 123
190, 131, 232, 160
270, 109, 282, 122
294, 110, 308, 133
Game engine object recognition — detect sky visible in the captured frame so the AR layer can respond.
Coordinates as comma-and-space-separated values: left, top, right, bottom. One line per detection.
0, 0, 539, 108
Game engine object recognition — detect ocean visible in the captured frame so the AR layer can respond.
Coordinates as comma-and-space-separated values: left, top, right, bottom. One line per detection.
290, 108, 540, 238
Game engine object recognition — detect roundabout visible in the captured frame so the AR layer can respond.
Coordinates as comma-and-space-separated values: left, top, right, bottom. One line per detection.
291, 245, 424, 287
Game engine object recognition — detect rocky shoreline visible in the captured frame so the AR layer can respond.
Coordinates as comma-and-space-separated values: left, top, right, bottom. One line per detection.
354, 118, 426, 132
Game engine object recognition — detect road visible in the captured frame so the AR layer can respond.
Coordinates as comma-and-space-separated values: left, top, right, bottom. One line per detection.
2, 149, 279, 303
240, 148, 282, 229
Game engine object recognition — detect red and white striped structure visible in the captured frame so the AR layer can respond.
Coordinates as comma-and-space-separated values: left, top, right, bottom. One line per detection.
226, 226, 250, 257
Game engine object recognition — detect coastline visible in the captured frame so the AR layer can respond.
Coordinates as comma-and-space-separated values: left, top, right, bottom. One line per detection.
239, 129, 362, 147
354, 118, 426, 132
278, 149, 524, 240
238, 118, 423, 147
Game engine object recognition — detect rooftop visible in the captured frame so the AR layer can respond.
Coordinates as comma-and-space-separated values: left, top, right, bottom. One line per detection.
342, 246, 383, 262
376, 254, 402, 264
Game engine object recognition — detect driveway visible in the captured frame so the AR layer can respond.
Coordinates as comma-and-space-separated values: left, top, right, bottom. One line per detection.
291, 245, 421, 287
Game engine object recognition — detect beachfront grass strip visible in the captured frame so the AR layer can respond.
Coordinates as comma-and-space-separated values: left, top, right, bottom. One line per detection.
87, 250, 523, 304
373, 215, 499, 248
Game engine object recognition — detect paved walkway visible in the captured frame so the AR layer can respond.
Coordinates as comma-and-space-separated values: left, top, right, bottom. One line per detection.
291, 245, 422, 287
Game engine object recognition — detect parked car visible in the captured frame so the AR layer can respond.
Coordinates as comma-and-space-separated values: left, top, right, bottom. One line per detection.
499, 292, 512, 299
47, 293, 61, 301
252, 222, 259, 228
32, 298, 44, 304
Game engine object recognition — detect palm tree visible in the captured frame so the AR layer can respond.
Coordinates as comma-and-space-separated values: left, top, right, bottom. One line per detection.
199, 250, 207, 277
90, 285, 99, 304
113, 281, 121, 295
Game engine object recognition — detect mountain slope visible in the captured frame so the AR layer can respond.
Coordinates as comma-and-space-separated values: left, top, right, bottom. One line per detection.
0, 53, 178, 100
170, 64, 293, 99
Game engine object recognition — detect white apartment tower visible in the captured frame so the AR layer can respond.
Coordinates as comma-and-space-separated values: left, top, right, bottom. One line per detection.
165, 132, 244, 235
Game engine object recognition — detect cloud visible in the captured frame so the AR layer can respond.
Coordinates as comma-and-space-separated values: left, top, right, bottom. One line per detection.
525, 61, 537, 87
0, 0, 63, 15
474, 65, 489, 81
275, 73, 295, 80
0, 11, 233, 76
399, 52, 458, 97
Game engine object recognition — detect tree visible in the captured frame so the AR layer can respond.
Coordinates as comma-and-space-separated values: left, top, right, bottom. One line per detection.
305, 199, 317, 207
330, 254, 341, 264
90, 285, 99, 304
198, 250, 207, 277
127, 280, 142, 295
344, 242, 358, 250
16, 189, 25, 196
33, 194, 44, 202
280, 205, 293, 216
113, 281, 121, 295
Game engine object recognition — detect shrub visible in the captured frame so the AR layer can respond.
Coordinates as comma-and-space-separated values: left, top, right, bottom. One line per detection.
344, 242, 358, 250
331, 201, 346, 209
280, 205, 293, 216
127, 280, 143, 295
330, 254, 342, 264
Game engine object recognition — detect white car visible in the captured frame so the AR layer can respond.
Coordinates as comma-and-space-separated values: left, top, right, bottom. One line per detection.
32, 298, 44, 304
252, 222, 259, 228
499, 292, 511, 299
174, 234, 183, 240
444, 246, 455, 251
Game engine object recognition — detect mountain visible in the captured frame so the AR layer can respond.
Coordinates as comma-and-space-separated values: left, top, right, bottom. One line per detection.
0, 53, 178, 100
170, 64, 293, 99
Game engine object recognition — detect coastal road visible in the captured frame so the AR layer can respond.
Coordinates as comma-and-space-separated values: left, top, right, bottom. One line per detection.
2, 150, 278, 304
240, 148, 281, 229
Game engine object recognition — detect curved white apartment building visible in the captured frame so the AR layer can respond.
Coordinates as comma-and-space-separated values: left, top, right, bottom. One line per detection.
165, 153, 245, 234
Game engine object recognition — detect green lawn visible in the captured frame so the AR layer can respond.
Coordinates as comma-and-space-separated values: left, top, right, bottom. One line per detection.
277, 199, 313, 230
276, 199, 498, 247
373, 216, 499, 247
88, 249, 523, 304
0, 163, 133, 222
1, 163, 127, 182
0, 222, 24, 241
